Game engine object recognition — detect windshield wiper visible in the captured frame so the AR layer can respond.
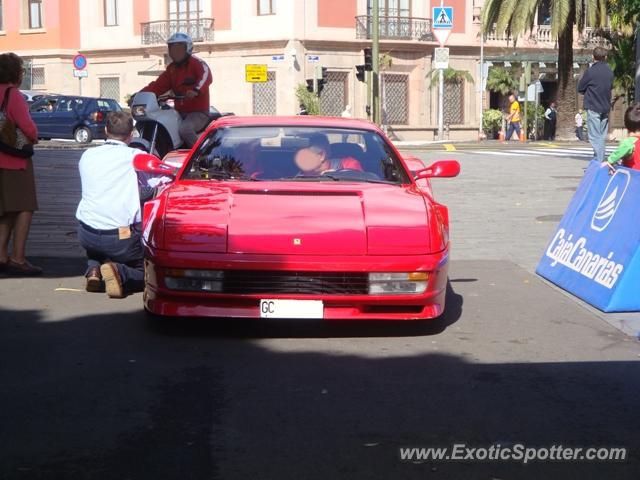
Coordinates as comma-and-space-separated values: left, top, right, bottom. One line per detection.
205, 171, 262, 181
290, 173, 396, 184
290, 174, 340, 181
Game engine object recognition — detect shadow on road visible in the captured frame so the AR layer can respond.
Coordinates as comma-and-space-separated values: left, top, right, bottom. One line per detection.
0, 290, 638, 480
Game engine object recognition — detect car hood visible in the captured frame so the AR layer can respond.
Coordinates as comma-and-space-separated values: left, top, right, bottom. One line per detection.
162, 182, 432, 254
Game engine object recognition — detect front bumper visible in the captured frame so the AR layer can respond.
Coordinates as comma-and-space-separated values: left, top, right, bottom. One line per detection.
143, 249, 449, 320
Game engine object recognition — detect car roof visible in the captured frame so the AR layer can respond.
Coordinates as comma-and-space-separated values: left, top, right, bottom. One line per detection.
39, 95, 116, 101
208, 115, 383, 134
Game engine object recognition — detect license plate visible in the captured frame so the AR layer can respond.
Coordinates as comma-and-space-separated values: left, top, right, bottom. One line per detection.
259, 299, 324, 319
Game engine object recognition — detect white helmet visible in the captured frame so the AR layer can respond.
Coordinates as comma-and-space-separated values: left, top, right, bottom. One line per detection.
167, 32, 193, 55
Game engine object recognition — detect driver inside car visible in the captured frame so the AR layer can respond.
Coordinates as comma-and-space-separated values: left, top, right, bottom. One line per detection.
294, 134, 363, 176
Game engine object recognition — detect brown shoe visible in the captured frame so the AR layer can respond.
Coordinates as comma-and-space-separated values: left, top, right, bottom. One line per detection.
85, 266, 103, 293
100, 262, 125, 298
6, 259, 43, 276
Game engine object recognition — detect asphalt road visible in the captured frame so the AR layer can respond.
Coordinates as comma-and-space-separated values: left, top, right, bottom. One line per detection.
0, 148, 639, 480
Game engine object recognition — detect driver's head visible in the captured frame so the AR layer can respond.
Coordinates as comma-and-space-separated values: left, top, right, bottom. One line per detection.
295, 134, 330, 174
167, 33, 193, 64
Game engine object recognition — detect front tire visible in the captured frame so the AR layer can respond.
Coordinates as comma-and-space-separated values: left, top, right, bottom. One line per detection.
74, 126, 93, 144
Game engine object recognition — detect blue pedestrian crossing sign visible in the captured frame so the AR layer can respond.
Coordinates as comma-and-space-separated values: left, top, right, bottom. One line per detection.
433, 7, 453, 29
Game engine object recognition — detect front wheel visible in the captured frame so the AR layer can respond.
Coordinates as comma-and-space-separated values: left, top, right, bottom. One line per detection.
74, 126, 93, 144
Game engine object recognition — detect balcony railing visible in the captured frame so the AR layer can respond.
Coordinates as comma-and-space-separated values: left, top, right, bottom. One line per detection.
141, 18, 215, 45
579, 27, 611, 48
486, 24, 612, 49
355, 15, 433, 41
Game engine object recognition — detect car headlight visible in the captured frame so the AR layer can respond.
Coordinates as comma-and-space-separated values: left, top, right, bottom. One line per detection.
368, 272, 428, 295
164, 269, 224, 292
132, 105, 146, 117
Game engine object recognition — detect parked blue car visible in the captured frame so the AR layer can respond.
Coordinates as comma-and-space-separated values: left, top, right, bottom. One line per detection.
29, 95, 122, 143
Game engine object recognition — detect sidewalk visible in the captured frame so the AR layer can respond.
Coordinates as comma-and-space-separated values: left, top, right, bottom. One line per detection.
394, 139, 612, 151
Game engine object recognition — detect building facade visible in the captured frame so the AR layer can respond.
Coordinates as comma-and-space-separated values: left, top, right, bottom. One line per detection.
0, 0, 612, 140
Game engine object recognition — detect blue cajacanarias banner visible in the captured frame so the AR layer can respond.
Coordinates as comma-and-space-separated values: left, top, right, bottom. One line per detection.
536, 160, 640, 312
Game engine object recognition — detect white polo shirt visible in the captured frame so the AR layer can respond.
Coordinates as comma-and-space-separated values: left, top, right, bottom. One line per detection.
76, 140, 142, 230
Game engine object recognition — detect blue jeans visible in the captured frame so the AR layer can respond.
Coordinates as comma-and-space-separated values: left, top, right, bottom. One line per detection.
506, 122, 521, 141
587, 110, 609, 162
77, 222, 145, 294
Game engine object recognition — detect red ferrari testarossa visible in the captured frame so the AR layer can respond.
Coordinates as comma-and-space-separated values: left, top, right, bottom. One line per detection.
135, 116, 459, 320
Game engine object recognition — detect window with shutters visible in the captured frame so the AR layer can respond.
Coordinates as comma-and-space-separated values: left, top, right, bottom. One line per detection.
444, 80, 464, 125
381, 74, 408, 125
104, 0, 118, 26
100, 77, 120, 102
252, 72, 276, 115
319, 71, 348, 117
31, 67, 45, 86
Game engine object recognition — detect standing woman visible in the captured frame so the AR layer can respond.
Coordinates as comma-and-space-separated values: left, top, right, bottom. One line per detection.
0, 53, 42, 275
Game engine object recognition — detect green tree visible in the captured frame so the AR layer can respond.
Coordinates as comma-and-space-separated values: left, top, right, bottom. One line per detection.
593, 29, 636, 105
601, 0, 640, 104
486, 66, 518, 95
295, 84, 320, 115
482, 0, 608, 139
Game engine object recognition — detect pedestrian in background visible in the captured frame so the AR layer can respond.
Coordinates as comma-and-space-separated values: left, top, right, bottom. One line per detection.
0, 52, 41, 276
505, 93, 522, 141
578, 47, 614, 162
575, 109, 585, 141
544, 101, 557, 140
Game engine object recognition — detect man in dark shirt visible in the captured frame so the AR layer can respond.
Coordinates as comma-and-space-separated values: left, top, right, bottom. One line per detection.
578, 47, 614, 162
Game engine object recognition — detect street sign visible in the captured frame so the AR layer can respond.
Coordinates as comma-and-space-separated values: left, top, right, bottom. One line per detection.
73, 54, 87, 70
73, 69, 88, 78
432, 7, 453, 29
245, 64, 268, 83
433, 28, 451, 47
307, 55, 320, 62
434, 48, 449, 70
271, 54, 285, 61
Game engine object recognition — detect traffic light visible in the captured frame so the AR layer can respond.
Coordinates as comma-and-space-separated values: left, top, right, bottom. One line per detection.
316, 66, 328, 94
364, 47, 373, 71
356, 65, 366, 82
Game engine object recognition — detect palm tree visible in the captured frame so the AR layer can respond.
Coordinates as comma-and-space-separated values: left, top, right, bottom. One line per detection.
426, 67, 475, 87
482, 0, 608, 139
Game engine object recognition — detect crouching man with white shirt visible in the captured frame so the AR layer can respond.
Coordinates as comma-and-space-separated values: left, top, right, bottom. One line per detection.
76, 111, 145, 298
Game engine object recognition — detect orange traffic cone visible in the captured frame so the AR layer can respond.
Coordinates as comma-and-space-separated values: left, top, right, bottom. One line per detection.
519, 130, 525, 142
498, 130, 505, 142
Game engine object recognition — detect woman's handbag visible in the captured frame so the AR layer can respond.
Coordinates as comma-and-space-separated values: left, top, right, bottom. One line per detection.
0, 87, 34, 159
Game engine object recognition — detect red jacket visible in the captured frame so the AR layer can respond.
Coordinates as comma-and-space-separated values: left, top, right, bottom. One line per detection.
141, 55, 212, 114
0, 84, 38, 170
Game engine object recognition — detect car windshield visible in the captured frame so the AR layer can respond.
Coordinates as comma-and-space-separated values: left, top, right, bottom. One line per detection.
182, 126, 411, 184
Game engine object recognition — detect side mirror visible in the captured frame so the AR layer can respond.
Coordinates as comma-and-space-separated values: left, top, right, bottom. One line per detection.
133, 153, 176, 177
415, 160, 460, 179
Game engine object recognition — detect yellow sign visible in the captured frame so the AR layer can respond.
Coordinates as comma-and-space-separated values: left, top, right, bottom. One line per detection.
245, 64, 268, 83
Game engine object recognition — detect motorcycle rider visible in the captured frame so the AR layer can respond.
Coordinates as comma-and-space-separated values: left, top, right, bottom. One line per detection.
140, 32, 212, 148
